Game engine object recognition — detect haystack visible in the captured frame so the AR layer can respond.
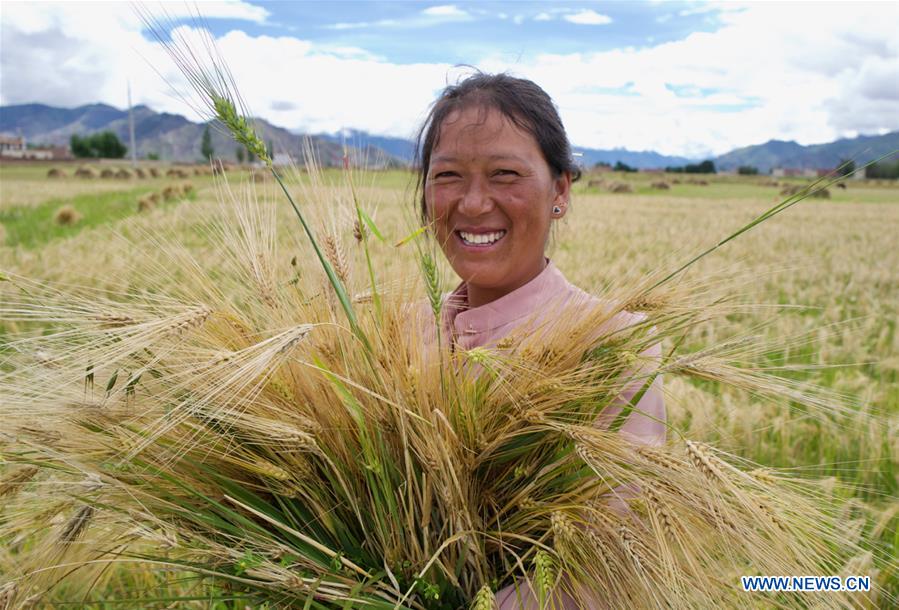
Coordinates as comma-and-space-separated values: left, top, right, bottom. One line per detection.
99, 168, 116, 179
137, 196, 156, 212
162, 184, 183, 201
53, 205, 81, 225
114, 168, 133, 179
74, 166, 98, 179
651, 181, 670, 190
609, 181, 633, 193
46, 168, 67, 179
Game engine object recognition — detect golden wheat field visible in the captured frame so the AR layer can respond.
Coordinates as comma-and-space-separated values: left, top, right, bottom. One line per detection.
1, 161, 898, 607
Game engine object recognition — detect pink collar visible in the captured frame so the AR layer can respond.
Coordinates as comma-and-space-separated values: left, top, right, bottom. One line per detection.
442, 259, 575, 336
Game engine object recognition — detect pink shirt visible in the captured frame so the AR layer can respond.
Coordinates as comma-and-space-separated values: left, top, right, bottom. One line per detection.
437, 260, 665, 446
427, 261, 666, 610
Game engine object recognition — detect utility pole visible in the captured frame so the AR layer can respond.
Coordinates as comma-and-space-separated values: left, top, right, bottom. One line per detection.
128, 81, 137, 167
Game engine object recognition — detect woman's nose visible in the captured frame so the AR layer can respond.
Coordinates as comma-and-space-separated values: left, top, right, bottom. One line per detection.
458, 177, 494, 216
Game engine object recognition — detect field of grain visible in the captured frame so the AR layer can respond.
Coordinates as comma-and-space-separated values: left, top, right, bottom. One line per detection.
1, 162, 897, 606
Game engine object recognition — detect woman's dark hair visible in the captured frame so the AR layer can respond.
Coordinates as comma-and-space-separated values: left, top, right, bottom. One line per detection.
414, 71, 582, 224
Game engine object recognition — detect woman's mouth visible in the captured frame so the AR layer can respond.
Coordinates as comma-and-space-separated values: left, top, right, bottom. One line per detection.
457, 229, 507, 247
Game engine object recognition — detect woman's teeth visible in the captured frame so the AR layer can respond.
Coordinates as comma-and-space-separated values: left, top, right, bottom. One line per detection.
459, 230, 506, 245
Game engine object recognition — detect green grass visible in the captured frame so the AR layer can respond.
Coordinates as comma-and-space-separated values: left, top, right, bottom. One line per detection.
0, 187, 194, 249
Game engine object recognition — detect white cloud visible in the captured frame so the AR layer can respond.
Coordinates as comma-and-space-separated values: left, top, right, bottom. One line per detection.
327, 20, 396, 30
512, 14, 525, 25
480, 3, 899, 155
563, 10, 612, 26
2, 1, 897, 157
421, 5, 467, 18
534, 12, 553, 22
325, 4, 468, 30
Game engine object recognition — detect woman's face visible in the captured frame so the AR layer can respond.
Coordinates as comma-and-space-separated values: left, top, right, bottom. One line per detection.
425, 106, 571, 305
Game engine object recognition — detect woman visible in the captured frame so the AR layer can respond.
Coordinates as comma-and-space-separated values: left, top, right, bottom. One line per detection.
415, 73, 666, 608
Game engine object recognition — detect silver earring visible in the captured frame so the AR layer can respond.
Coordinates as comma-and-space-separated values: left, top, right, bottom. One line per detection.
552, 205, 562, 215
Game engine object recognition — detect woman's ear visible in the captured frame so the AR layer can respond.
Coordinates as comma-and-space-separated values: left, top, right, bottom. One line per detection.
552, 171, 572, 217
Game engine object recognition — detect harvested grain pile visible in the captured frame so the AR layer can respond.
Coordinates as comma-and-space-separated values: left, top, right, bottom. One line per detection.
46, 168, 67, 179
181, 182, 194, 195
781, 184, 831, 199
166, 168, 190, 179
53, 205, 81, 225
114, 168, 133, 179
609, 181, 633, 193
99, 168, 116, 179
651, 181, 670, 190
137, 196, 156, 212
149, 167, 161, 178
162, 184, 183, 200
74, 166, 98, 179
134, 168, 147, 179
587, 179, 605, 189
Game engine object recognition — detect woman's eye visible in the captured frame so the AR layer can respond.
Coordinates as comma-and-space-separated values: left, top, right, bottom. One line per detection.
494, 169, 518, 177
433, 171, 458, 179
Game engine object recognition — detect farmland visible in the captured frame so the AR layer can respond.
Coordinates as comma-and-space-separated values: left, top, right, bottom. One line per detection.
1, 160, 897, 605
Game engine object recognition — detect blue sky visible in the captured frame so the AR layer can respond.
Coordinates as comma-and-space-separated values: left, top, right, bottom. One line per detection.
195, 1, 725, 65
2, 1, 898, 157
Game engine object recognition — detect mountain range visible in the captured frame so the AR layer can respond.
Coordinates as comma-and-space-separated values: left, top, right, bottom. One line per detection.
713, 133, 899, 172
0, 103, 401, 168
1, 102, 896, 172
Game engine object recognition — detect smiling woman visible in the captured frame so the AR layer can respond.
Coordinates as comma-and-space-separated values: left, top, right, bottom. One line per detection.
416, 74, 582, 307
414, 72, 666, 608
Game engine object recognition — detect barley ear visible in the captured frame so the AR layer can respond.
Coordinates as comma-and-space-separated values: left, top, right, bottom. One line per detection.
58, 505, 94, 546
421, 251, 442, 323
472, 584, 497, 610
533, 549, 557, 609
212, 94, 270, 167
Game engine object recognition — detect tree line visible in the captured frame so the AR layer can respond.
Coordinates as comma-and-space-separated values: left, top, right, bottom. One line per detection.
70, 132, 127, 159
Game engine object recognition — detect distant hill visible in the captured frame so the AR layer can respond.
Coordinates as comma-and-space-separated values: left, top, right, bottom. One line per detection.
315, 129, 695, 169
573, 147, 693, 170
3, 103, 895, 172
0, 103, 403, 167
316, 129, 418, 163
715, 132, 899, 172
